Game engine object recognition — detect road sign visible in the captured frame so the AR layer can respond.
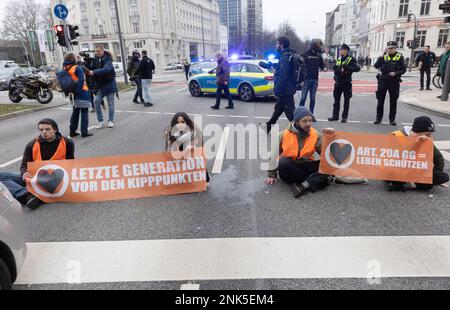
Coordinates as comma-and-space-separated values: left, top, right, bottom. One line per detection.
54, 4, 69, 20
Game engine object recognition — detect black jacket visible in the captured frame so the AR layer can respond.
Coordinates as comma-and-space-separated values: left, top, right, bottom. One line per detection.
91, 51, 118, 95
415, 51, 436, 69
137, 56, 156, 79
333, 55, 360, 84
374, 52, 407, 80
302, 48, 325, 80
274, 48, 297, 97
20, 133, 75, 176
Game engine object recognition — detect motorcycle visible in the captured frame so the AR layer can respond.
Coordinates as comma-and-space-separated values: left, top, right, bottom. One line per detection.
8, 74, 54, 104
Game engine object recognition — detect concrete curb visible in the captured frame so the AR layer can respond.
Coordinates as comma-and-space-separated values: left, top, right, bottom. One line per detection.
0, 102, 68, 121
118, 80, 175, 93
400, 88, 450, 118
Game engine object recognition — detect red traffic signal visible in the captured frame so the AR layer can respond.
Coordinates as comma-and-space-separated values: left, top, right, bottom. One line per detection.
55, 24, 66, 47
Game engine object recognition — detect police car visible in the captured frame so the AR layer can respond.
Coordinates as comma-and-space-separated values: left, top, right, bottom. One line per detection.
188, 60, 275, 102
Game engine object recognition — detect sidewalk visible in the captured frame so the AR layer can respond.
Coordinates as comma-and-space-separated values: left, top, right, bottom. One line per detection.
400, 88, 450, 118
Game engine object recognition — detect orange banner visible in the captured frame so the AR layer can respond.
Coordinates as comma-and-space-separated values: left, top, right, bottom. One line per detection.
26, 151, 207, 203
319, 132, 434, 184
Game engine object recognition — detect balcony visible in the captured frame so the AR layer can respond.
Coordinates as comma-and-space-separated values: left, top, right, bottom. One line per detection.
92, 34, 108, 39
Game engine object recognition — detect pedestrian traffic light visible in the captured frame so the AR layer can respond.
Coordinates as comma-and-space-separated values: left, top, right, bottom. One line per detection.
55, 24, 66, 47
68, 25, 80, 45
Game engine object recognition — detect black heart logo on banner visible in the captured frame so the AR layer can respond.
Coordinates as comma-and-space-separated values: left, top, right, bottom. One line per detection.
36, 169, 65, 194
330, 142, 353, 166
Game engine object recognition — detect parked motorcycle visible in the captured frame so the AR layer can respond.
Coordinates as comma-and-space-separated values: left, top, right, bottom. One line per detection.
8, 74, 54, 104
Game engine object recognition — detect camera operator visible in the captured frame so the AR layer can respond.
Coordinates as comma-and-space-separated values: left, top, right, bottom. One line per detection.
87, 46, 118, 129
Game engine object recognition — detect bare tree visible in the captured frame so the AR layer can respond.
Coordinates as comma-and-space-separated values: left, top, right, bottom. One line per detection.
1, 0, 51, 65
277, 21, 307, 54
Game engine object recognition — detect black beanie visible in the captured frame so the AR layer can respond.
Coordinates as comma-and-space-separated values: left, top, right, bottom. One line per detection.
38, 119, 59, 132
412, 116, 435, 133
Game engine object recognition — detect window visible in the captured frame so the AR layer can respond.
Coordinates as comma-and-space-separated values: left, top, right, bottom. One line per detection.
438, 29, 449, 47
134, 41, 143, 49
417, 30, 427, 47
420, 0, 431, 16
399, 0, 409, 18
395, 32, 406, 49
98, 25, 105, 35
230, 63, 243, 72
132, 22, 140, 33
242, 64, 263, 73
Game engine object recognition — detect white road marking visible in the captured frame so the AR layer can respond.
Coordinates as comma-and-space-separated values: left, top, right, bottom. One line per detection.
212, 126, 230, 174
436, 141, 450, 150
180, 283, 200, 290
144, 111, 162, 115
0, 156, 23, 168
254, 116, 270, 119
228, 115, 249, 118
438, 124, 450, 127
347, 121, 361, 123
15, 236, 450, 285
177, 87, 188, 92
207, 114, 225, 118
441, 151, 450, 162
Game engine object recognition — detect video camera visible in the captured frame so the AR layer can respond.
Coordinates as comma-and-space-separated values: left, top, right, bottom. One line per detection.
79, 51, 95, 68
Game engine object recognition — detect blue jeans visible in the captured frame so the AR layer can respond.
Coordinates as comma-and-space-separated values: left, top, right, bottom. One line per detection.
142, 79, 152, 104
299, 79, 319, 114
0, 172, 28, 200
95, 90, 115, 123
70, 107, 89, 135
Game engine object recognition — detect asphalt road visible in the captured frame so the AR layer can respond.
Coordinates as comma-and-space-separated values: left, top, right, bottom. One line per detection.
1, 70, 450, 290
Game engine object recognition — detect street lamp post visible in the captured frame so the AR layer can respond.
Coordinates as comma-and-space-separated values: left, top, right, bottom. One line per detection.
200, 4, 206, 59
408, 13, 418, 72
113, 0, 129, 85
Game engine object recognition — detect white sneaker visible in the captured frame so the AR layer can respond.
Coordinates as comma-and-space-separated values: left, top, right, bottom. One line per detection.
96, 122, 104, 129
108, 121, 114, 128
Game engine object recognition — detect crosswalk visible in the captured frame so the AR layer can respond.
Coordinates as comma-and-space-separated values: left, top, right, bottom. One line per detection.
436, 141, 450, 162
15, 236, 450, 286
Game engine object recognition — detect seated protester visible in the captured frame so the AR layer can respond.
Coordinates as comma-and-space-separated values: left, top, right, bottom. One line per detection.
265, 106, 334, 198
0, 119, 75, 210
389, 116, 449, 191
163, 112, 210, 184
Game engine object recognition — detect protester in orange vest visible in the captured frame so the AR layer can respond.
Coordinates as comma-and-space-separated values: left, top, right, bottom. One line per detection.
389, 116, 449, 191
265, 106, 335, 198
0, 119, 75, 210
63, 53, 94, 138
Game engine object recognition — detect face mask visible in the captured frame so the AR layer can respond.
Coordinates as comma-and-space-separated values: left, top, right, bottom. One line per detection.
175, 123, 187, 132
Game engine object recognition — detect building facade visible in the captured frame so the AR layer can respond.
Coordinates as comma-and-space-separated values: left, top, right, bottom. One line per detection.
247, 0, 262, 57
218, 0, 248, 54
50, 0, 222, 67
368, 0, 450, 66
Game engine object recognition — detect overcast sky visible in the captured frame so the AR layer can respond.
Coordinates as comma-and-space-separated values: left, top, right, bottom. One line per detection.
263, 0, 343, 40
0, 0, 343, 40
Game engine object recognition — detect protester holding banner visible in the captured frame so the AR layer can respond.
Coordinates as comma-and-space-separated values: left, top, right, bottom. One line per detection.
64, 53, 94, 138
388, 117, 449, 191
0, 119, 75, 210
265, 106, 333, 198
164, 112, 210, 184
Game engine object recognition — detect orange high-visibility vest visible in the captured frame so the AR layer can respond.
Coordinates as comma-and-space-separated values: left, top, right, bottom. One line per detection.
66, 65, 88, 92
281, 128, 319, 160
32, 138, 67, 162
392, 131, 405, 137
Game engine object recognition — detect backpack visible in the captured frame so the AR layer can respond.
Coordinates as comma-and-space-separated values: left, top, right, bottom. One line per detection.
289, 53, 306, 90
56, 65, 77, 95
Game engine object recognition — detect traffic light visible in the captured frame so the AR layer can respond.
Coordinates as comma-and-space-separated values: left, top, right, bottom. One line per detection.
440, 2, 450, 14
68, 25, 80, 45
407, 40, 413, 49
55, 24, 66, 47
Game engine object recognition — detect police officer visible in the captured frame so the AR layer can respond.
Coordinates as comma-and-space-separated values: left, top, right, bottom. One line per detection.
374, 41, 406, 126
328, 44, 360, 123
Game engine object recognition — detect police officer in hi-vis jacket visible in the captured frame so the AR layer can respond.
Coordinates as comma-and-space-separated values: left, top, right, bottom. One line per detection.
374, 41, 407, 126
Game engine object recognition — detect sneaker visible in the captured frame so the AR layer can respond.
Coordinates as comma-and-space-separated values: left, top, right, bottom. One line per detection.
210, 106, 219, 110
419, 88, 424, 91
293, 183, 307, 198
96, 122, 104, 129
133, 100, 141, 104
374, 120, 382, 125
328, 117, 339, 122
24, 194, 43, 210
225, 106, 234, 110
426, 88, 432, 91
390, 121, 397, 126
81, 133, 94, 138
341, 118, 347, 123
144, 102, 154, 107
70, 132, 80, 138
108, 121, 114, 128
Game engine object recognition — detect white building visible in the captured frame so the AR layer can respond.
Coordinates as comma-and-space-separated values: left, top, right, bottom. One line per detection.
220, 24, 228, 54
368, 0, 450, 66
50, 0, 222, 67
